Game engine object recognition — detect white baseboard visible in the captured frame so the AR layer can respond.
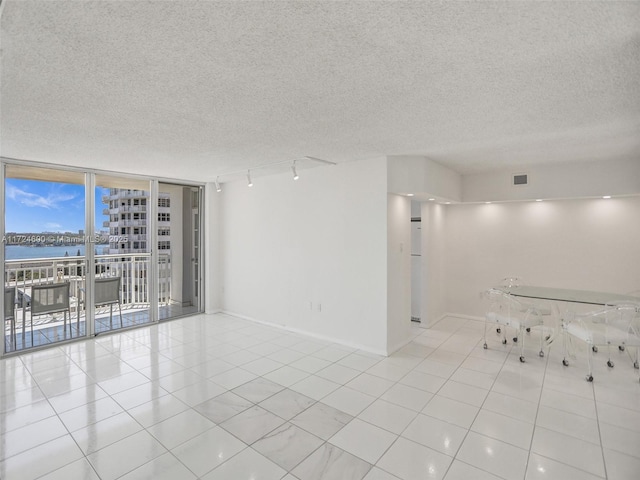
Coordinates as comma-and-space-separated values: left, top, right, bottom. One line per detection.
220, 310, 389, 357
417, 313, 448, 329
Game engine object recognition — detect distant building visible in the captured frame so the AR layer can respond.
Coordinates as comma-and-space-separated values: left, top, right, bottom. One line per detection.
102, 189, 170, 254
101, 189, 171, 304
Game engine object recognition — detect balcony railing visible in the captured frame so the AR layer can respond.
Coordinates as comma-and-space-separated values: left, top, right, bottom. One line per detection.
4, 253, 171, 342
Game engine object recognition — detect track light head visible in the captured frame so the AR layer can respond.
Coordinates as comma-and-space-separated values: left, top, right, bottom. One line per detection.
292, 161, 299, 180
215, 177, 222, 192
247, 170, 253, 187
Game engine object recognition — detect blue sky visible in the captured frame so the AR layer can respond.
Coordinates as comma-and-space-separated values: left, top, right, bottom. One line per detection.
5, 179, 109, 233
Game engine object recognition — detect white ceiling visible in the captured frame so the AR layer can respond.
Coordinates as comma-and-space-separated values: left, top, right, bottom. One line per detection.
1, 0, 639, 183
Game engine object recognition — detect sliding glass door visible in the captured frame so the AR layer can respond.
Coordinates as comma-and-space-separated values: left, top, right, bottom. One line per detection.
2, 161, 204, 356
94, 175, 154, 334
157, 183, 202, 321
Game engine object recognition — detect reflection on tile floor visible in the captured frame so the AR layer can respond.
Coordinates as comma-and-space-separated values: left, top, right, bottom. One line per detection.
4, 304, 199, 353
2, 313, 640, 479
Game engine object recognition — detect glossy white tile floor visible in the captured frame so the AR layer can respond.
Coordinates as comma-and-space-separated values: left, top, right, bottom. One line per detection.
1, 313, 640, 479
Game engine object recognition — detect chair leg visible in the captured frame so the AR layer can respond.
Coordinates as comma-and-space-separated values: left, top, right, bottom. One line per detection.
519, 326, 526, 362
562, 328, 570, 366
118, 302, 123, 328
483, 317, 488, 349
607, 343, 614, 368
586, 342, 594, 382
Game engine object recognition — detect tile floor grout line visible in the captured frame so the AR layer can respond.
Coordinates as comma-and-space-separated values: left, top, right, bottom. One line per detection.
523, 329, 552, 480
3, 313, 640, 479
437, 318, 516, 480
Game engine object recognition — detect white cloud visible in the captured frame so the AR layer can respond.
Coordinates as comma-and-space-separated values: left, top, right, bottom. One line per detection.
6, 185, 76, 209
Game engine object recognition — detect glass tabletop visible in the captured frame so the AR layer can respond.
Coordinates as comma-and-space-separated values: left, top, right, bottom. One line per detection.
497, 286, 640, 306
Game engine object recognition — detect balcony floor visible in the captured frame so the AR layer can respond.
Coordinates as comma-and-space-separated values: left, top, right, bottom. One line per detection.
4, 304, 200, 354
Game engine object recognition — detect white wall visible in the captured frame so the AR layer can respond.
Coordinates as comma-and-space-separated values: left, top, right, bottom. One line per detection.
219, 158, 391, 353
387, 194, 411, 352
388, 155, 462, 201
443, 196, 640, 317
421, 202, 447, 325
204, 182, 222, 313
462, 157, 640, 202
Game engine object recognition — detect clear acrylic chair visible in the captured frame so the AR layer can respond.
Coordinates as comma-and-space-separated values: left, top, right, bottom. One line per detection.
494, 277, 522, 336
495, 277, 551, 342
483, 288, 547, 362
625, 290, 640, 370
561, 301, 640, 382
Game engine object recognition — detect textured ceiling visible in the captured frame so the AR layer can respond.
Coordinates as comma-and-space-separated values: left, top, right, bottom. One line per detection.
1, 0, 639, 182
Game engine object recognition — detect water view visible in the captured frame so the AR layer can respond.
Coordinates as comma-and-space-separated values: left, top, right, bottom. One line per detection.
5, 245, 97, 261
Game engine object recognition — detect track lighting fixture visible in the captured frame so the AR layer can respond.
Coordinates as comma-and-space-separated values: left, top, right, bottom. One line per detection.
214, 156, 335, 188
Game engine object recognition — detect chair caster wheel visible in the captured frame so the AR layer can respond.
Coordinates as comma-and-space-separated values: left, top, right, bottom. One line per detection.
634, 361, 639, 369
539, 351, 544, 357
513, 337, 518, 343
526, 328, 531, 333
519, 356, 525, 363
586, 375, 593, 382
545, 335, 551, 341
483, 343, 488, 350
502, 339, 507, 345
607, 360, 614, 368
562, 359, 569, 366
592, 346, 598, 353
619, 345, 625, 352
496, 328, 501, 334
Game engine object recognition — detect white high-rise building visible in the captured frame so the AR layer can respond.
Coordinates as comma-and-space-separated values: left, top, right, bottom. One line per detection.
101, 189, 172, 304
103, 189, 171, 254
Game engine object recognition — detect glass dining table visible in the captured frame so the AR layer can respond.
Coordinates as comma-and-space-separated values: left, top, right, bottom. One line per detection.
497, 285, 639, 307
495, 285, 640, 346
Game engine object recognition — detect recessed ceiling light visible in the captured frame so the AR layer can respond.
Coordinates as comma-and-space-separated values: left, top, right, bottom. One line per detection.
445, 202, 451, 205
535, 199, 543, 202
428, 198, 435, 201
407, 193, 414, 197
485, 201, 491, 204
602, 195, 611, 199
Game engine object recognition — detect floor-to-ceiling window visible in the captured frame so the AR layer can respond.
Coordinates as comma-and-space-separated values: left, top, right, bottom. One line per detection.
2, 161, 204, 356
3, 164, 86, 352
93, 175, 154, 334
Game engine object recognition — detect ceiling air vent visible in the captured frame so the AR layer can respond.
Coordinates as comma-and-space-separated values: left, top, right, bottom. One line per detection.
513, 173, 528, 186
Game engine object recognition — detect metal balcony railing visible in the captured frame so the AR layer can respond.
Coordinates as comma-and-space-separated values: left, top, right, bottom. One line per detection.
4, 253, 171, 339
